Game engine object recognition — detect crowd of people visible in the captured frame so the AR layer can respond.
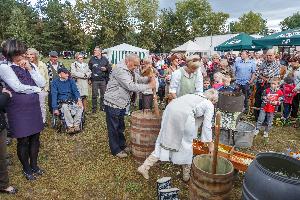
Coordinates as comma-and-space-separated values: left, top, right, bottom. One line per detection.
0, 38, 299, 194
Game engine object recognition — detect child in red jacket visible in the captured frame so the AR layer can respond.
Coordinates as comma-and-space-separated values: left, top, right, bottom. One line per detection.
255, 78, 283, 141
281, 76, 296, 120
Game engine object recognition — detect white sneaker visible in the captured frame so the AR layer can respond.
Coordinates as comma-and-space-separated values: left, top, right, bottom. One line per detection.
263, 132, 269, 138
137, 165, 149, 179
116, 151, 128, 158
254, 129, 259, 136
123, 147, 131, 154
182, 165, 191, 182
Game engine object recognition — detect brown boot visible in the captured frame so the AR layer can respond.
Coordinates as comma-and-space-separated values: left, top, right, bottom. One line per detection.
67, 126, 74, 133
82, 98, 88, 111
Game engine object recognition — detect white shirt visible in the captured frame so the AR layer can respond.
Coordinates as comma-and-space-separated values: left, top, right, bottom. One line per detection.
152, 94, 214, 165
169, 67, 203, 96
0, 62, 45, 94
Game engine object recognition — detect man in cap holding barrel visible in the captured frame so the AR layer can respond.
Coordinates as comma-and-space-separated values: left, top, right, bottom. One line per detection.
104, 54, 156, 158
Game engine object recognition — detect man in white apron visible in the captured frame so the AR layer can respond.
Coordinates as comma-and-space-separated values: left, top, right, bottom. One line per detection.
137, 89, 218, 182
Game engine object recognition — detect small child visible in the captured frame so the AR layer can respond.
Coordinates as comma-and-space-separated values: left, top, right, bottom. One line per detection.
212, 72, 224, 90
203, 77, 211, 91
281, 76, 296, 120
254, 78, 283, 141
218, 75, 235, 92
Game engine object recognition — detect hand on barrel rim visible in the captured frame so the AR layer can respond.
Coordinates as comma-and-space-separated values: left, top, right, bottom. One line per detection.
208, 142, 214, 155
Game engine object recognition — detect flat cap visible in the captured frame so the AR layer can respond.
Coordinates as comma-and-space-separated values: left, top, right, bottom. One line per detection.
49, 51, 58, 57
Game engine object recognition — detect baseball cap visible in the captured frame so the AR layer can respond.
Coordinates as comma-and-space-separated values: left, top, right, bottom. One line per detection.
49, 51, 58, 57
57, 67, 69, 74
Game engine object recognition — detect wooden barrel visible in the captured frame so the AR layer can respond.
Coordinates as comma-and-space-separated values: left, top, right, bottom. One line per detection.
130, 110, 161, 164
190, 155, 234, 200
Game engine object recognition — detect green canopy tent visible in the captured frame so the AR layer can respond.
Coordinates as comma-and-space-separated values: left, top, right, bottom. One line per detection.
253, 28, 300, 46
214, 33, 267, 51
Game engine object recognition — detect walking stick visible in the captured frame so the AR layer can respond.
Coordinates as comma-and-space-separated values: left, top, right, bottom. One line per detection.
153, 88, 160, 117
212, 111, 221, 174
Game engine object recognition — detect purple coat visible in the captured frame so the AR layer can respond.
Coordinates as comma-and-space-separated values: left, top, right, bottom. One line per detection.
6, 65, 43, 138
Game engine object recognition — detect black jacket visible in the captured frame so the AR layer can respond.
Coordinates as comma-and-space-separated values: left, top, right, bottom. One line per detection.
0, 88, 10, 131
88, 56, 111, 81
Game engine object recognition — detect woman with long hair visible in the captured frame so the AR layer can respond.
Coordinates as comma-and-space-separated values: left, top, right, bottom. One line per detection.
2, 39, 45, 180
26, 48, 49, 124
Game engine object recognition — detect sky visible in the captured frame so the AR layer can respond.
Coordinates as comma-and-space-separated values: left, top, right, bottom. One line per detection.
30, 0, 299, 30
159, 0, 300, 30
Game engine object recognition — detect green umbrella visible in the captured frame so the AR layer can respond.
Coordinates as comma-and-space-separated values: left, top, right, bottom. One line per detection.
214, 33, 267, 51
253, 28, 300, 46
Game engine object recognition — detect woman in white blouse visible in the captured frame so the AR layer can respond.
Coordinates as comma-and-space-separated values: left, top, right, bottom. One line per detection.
169, 55, 203, 99
26, 48, 49, 124
137, 89, 218, 182
71, 52, 92, 111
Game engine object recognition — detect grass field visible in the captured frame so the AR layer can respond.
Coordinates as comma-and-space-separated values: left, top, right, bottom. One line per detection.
2, 59, 300, 199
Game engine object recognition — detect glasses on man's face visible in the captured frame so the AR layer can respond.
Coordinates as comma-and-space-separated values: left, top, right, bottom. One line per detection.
78, 57, 83, 59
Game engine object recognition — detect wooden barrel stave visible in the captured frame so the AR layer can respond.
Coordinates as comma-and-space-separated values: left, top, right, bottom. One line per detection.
189, 155, 234, 200
130, 110, 161, 164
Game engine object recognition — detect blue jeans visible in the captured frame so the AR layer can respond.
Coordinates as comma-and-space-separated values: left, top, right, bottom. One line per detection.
237, 83, 250, 111
256, 110, 274, 133
283, 103, 292, 119
105, 105, 126, 155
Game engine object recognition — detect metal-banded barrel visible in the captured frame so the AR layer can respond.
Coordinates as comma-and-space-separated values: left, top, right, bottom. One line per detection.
130, 110, 161, 164
190, 155, 234, 200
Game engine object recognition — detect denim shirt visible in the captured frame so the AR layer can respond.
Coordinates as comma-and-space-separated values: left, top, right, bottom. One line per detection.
232, 59, 256, 85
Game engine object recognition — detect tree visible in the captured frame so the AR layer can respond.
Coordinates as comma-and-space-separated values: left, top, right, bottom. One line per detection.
63, 0, 91, 51
0, 0, 18, 41
35, 0, 73, 54
80, 0, 135, 49
280, 12, 300, 30
154, 9, 178, 52
231, 11, 267, 35
129, 0, 159, 51
6, 7, 33, 44
173, 0, 229, 43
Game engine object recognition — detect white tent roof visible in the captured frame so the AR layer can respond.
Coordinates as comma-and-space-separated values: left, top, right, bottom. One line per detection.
105, 43, 149, 53
171, 40, 203, 52
104, 43, 149, 64
194, 33, 263, 56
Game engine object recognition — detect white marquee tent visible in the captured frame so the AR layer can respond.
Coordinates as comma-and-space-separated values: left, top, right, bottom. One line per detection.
194, 34, 262, 56
104, 43, 149, 64
171, 40, 204, 55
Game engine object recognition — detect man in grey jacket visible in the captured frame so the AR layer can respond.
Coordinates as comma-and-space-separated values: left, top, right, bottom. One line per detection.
104, 54, 156, 158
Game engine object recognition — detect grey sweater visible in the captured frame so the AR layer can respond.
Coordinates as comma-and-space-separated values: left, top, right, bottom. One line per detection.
104, 62, 150, 109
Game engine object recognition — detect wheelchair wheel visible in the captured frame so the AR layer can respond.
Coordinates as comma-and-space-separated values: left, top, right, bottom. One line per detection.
51, 114, 58, 128
80, 112, 85, 130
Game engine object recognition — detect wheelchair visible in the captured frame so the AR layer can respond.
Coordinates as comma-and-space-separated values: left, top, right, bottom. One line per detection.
51, 101, 85, 133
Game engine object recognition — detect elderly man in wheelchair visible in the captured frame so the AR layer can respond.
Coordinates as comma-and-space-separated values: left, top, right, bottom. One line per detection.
51, 67, 83, 133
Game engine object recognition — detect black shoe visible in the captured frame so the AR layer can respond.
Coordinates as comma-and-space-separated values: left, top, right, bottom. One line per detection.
92, 109, 96, 114
32, 168, 45, 176
0, 186, 18, 194
23, 170, 36, 181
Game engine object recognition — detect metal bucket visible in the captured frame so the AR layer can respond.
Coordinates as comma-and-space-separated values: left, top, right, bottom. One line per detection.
234, 121, 255, 148
189, 155, 234, 200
